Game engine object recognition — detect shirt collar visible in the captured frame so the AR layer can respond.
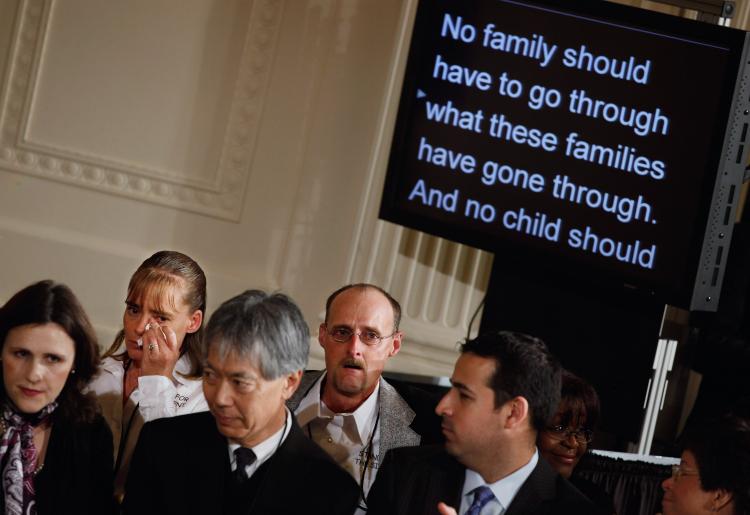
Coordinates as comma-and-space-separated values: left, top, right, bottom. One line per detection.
463, 449, 539, 511
295, 371, 381, 444
171, 354, 191, 385
294, 372, 326, 427
100, 356, 125, 376
228, 408, 291, 469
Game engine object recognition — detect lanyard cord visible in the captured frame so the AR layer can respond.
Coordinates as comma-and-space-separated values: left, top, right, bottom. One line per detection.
114, 401, 139, 474
357, 408, 380, 510
304, 396, 381, 511
115, 360, 139, 475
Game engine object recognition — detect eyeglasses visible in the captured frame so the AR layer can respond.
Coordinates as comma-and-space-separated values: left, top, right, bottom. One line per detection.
326, 326, 397, 346
670, 464, 699, 481
545, 425, 594, 444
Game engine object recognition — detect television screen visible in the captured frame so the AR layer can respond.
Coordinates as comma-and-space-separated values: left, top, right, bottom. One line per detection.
379, 0, 750, 309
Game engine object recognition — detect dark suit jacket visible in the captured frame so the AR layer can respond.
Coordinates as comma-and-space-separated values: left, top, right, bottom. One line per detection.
287, 371, 443, 461
33, 412, 115, 515
367, 445, 605, 515
123, 411, 359, 515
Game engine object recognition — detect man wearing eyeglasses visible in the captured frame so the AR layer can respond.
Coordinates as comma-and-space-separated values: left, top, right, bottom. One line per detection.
367, 331, 603, 515
287, 283, 442, 512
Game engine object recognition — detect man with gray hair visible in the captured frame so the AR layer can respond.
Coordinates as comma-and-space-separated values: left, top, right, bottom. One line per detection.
124, 290, 359, 515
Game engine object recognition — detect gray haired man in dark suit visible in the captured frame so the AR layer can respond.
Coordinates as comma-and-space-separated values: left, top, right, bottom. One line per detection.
287, 283, 442, 512
124, 290, 359, 515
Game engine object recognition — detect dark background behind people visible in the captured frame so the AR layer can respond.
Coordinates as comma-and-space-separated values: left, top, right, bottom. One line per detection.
480, 254, 664, 449
688, 204, 750, 427
661, 406, 750, 515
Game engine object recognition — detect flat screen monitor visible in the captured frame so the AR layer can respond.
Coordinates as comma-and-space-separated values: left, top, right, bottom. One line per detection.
379, 0, 750, 310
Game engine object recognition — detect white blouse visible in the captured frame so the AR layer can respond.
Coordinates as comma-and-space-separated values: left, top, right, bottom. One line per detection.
88, 353, 208, 497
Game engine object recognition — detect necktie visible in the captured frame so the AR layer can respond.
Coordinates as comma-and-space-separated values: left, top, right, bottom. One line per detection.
466, 485, 495, 515
233, 447, 257, 483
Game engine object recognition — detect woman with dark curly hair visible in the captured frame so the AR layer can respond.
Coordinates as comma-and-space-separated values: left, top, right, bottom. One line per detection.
0, 280, 115, 514
538, 369, 615, 514
661, 410, 750, 515
539, 370, 600, 478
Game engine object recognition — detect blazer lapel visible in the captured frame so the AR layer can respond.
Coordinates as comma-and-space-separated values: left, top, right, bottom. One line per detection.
505, 458, 557, 515
198, 416, 232, 514
429, 452, 465, 511
245, 421, 308, 514
287, 373, 422, 474
378, 378, 420, 459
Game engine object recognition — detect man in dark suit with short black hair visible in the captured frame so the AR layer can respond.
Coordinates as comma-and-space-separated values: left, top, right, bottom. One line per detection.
367, 331, 603, 515
123, 290, 359, 515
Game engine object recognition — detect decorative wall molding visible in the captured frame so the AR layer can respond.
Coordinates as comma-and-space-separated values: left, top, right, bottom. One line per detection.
0, 0, 284, 221
352, 221, 491, 376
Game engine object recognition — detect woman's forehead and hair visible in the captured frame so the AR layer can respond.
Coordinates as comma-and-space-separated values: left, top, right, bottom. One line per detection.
555, 369, 601, 430
682, 408, 750, 512
0, 280, 99, 382
105, 250, 207, 370
203, 289, 309, 381
0, 280, 91, 345
127, 250, 206, 314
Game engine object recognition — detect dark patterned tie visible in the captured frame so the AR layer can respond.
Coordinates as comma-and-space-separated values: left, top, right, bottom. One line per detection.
233, 447, 257, 483
467, 485, 495, 515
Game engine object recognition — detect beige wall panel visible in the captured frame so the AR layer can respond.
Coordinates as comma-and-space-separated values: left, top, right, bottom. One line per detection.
0, 0, 279, 220
27, 1, 245, 183
0, 0, 289, 347
0, 0, 475, 375
0, 1, 17, 81
259, 0, 429, 370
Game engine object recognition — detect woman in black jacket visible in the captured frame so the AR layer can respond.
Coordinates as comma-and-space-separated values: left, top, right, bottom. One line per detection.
0, 280, 115, 514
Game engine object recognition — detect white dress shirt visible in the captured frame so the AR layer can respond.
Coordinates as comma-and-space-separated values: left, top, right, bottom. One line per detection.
228, 408, 292, 479
294, 372, 381, 505
458, 449, 539, 515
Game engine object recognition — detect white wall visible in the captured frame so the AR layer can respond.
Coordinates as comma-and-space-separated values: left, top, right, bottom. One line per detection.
0, 0, 490, 377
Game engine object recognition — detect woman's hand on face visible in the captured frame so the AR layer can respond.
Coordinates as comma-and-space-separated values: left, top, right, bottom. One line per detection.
139, 322, 180, 377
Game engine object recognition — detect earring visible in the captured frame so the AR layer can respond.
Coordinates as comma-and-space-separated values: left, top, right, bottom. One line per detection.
70, 369, 76, 374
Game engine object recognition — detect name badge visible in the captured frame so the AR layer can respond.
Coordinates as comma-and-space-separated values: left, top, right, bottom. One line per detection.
356, 448, 380, 470
174, 393, 189, 408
